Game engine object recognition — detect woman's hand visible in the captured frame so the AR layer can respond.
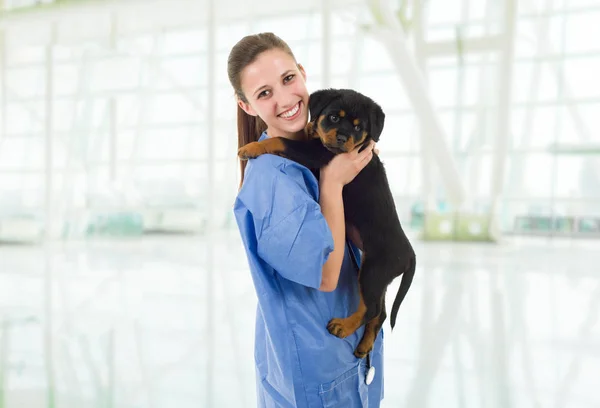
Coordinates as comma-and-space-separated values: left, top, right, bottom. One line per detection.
320, 140, 376, 188
317, 140, 376, 291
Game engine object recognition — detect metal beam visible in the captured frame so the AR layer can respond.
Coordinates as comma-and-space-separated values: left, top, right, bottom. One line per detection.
44, 23, 56, 241
423, 35, 504, 57
489, 0, 517, 220
108, 12, 117, 184
367, 0, 467, 208
0, 28, 5, 144
321, 0, 331, 87
347, 7, 364, 88
412, 0, 435, 213
507, 0, 554, 207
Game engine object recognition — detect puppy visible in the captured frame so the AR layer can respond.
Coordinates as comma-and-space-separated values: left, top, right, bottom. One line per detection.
238, 88, 416, 358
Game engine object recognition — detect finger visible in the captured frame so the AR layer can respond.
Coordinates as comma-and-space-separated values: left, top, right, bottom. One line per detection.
358, 142, 375, 159
347, 147, 360, 158
359, 149, 373, 165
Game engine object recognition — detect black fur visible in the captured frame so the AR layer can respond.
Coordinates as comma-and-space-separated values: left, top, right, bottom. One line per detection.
240, 88, 416, 356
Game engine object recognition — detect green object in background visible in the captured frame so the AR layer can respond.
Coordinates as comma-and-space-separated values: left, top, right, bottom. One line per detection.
454, 213, 494, 242
85, 212, 144, 237
579, 218, 600, 233
421, 211, 496, 242
548, 143, 600, 155
554, 217, 575, 233
410, 204, 425, 229
422, 212, 455, 240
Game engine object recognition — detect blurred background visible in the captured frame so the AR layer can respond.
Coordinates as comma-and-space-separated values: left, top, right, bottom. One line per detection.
0, 0, 599, 407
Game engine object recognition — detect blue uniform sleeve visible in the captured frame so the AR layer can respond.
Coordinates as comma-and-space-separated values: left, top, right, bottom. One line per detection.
239, 157, 334, 289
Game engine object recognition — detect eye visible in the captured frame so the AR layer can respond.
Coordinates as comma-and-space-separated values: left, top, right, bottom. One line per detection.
257, 89, 271, 99
354, 124, 361, 131
283, 74, 294, 83
329, 114, 339, 123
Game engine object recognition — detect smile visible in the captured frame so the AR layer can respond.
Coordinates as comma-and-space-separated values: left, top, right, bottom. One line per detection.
279, 102, 301, 120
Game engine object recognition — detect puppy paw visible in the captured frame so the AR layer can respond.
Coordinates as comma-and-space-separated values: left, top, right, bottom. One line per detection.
238, 142, 265, 160
354, 344, 373, 359
327, 318, 354, 338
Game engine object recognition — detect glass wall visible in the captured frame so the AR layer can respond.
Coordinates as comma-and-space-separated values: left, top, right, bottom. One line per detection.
0, 0, 598, 241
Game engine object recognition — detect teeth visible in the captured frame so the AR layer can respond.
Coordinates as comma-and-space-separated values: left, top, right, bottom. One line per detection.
280, 103, 299, 118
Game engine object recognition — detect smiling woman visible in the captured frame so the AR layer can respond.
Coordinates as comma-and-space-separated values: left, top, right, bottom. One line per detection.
227, 32, 383, 408
238, 57, 309, 138
227, 34, 311, 186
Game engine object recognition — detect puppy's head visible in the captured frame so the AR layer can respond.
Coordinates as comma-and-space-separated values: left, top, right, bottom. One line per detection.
308, 88, 385, 153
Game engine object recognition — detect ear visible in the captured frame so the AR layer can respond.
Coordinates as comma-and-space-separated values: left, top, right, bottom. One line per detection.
308, 88, 341, 120
237, 97, 257, 116
368, 101, 385, 142
297, 63, 307, 81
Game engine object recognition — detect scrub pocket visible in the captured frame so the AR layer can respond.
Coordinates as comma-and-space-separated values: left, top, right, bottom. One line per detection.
259, 377, 296, 408
318, 362, 369, 408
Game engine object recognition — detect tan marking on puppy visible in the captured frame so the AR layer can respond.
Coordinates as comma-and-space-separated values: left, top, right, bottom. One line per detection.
305, 121, 318, 139
342, 130, 370, 153
354, 315, 381, 358
317, 115, 339, 146
339, 110, 346, 117
327, 250, 368, 339
327, 285, 367, 339
342, 138, 357, 152
237, 138, 285, 160
326, 247, 382, 357
353, 118, 360, 126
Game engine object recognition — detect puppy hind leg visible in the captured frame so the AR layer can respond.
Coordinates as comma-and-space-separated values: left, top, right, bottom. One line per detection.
327, 288, 367, 339
354, 296, 386, 359
360, 262, 387, 324
354, 263, 387, 358
327, 253, 373, 339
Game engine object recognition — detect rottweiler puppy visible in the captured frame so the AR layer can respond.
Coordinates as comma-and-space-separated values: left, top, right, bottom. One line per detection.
238, 88, 416, 358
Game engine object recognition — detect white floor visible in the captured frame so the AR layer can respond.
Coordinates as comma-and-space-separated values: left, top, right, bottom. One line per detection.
0, 229, 599, 407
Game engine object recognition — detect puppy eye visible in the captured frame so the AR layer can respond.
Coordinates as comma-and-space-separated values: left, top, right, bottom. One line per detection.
329, 114, 339, 123
354, 124, 361, 131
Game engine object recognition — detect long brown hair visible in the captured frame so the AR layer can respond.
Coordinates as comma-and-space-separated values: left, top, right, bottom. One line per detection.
227, 32, 297, 188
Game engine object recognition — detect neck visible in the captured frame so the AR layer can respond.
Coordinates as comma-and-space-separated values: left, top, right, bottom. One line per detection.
266, 127, 307, 141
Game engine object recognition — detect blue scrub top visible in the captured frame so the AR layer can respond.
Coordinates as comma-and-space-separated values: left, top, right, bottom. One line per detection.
234, 132, 384, 408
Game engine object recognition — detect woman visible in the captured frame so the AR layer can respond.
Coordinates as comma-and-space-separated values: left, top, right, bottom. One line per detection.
228, 32, 384, 408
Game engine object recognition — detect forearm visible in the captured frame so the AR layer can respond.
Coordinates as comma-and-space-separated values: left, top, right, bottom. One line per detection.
318, 180, 345, 292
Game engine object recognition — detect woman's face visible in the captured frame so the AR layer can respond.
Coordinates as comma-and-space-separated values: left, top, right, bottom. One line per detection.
238, 48, 310, 139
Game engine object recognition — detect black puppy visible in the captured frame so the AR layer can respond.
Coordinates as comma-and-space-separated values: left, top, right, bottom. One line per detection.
238, 88, 416, 358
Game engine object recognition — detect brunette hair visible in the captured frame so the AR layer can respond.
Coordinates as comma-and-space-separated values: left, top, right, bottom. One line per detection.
227, 32, 297, 187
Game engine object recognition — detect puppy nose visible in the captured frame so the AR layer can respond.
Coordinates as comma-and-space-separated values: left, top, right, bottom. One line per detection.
336, 133, 348, 144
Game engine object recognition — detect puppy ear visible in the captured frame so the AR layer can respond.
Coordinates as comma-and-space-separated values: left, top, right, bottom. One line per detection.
308, 89, 341, 120
368, 101, 385, 142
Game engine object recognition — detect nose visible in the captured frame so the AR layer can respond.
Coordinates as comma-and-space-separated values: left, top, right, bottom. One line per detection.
280, 100, 296, 112
336, 133, 349, 144
277, 93, 297, 112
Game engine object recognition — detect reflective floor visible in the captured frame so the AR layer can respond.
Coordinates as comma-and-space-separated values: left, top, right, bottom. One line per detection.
0, 229, 599, 407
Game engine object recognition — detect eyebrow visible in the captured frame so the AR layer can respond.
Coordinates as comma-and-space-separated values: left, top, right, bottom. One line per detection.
252, 70, 295, 97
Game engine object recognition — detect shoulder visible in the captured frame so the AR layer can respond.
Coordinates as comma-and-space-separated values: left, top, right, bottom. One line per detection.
244, 154, 318, 195
237, 154, 320, 215
249, 154, 314, 179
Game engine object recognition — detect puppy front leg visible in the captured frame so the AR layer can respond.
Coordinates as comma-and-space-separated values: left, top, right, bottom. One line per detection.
239, 137, 334, 169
